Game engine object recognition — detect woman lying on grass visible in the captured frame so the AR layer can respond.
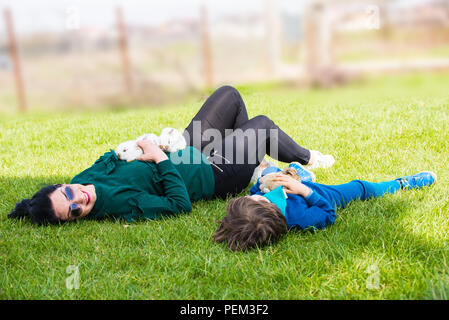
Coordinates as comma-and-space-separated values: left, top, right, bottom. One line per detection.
8, 86, 334, 225
212, 165, 437, 251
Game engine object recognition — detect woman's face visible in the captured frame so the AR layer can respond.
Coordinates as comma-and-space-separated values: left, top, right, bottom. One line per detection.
49, 184, 96, 221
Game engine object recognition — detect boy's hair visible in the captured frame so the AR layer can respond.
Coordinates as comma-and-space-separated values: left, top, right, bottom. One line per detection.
212, 196, 288, 251
8, 184, 62, 225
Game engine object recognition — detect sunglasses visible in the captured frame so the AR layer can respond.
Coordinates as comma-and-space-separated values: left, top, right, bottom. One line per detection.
62, 186, 83, 217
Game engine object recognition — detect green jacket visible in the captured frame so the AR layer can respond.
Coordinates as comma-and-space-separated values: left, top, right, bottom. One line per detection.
70, 146, 214, 222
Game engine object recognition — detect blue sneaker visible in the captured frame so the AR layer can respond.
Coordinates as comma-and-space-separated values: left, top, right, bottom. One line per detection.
288, 162, 316, 183
395, 171, 437, 190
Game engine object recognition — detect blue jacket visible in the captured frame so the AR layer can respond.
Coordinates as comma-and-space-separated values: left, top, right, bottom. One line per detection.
249, 178, 338, 230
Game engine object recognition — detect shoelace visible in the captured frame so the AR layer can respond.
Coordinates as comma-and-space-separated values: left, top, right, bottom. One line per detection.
397, 177, 414, 189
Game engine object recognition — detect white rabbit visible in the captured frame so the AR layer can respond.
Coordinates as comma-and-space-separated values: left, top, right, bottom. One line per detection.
158, 128, 187, 153
115, 140, 143, 162
115, 128, 187, 162
137, 133, 160, 145
115, 133, 160, 162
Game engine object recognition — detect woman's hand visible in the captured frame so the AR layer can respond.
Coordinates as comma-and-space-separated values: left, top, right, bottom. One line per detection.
270, 174, 311, 197
136, 140, 168, 164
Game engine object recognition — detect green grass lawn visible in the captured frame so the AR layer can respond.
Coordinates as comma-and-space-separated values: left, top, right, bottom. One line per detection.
1, 72, 449, 299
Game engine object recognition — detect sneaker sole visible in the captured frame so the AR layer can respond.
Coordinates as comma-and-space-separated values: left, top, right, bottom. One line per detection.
305, 155, 335, 170
290, 162, 316, 182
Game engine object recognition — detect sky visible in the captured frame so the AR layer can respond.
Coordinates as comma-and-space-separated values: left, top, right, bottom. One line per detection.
0, 0, 306, 34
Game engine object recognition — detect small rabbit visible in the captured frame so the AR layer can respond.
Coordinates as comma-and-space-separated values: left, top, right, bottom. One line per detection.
137, 133, 160, 145
250, 158, 276, 184
259, 167, 301, 193
158, 127, 187, 153
115, 140, 143, 162
115, 128, 187, 162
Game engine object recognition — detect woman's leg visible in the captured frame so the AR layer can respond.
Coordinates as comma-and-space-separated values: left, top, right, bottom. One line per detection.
184, 85, 249, 151
184, 85, 311, 165
210, 116, 312, 198
209, 115, 311, 165
237, 115, 311, 164
184, 85, 313, 198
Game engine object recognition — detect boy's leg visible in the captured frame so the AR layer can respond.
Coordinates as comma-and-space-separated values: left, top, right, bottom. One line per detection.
354, 180, 402, 200
313, 180, 401, 209
395, 171, 437, 190
356, 172, 436, 200
314, 172, 436, 209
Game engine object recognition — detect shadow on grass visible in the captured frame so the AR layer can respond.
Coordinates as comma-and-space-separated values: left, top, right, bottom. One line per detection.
1, 175, 446, 299
1, 175, 73, 212
283, 194, 448, 297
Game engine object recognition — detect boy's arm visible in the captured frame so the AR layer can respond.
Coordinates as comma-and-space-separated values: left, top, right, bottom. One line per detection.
287, 191, 337, 230
249, 177, 262, 195
249, 174, 276, 195
269, 174, 337, 229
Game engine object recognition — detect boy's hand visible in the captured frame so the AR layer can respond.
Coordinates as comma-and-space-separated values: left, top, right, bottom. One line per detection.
136, 140, 168, 164
270, 174, 311, 197
259, 174, 272, 185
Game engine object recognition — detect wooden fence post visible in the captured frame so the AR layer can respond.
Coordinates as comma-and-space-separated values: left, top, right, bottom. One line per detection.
200, 5, 213, 88
302, 0, 333, 85
3, 8, 27, 112
264, 0, 281, 77
116, 6, 133, 94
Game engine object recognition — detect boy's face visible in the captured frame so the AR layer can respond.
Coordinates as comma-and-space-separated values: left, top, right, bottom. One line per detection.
247, 195, 270, 203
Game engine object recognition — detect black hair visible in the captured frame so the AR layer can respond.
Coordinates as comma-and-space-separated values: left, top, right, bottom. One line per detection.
8, 184, 63, 225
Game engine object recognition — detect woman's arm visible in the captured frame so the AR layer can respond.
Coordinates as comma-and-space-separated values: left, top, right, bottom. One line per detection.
130, 140, 192, 220
128, 159, 192, 221
136, 140, 168, 163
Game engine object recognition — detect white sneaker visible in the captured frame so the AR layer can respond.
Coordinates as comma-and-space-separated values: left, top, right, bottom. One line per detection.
306, 150, 335, 170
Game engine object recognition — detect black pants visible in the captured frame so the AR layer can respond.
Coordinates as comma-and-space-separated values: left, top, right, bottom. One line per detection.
184, 85, 311, 199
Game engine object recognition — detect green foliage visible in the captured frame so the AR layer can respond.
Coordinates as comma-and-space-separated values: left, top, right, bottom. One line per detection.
1, 73, 449, 299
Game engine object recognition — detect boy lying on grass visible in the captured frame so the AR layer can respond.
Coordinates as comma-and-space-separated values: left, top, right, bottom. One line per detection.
212, 165, 437, 251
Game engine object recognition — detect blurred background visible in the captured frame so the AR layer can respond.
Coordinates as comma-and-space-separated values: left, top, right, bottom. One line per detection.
1, 0, 448, 113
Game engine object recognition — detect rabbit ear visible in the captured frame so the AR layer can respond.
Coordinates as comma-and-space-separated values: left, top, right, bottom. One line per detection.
8, 199, 32, 219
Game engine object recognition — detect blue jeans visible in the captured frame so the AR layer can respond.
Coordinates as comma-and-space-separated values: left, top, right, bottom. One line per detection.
305, 180, 402, 209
